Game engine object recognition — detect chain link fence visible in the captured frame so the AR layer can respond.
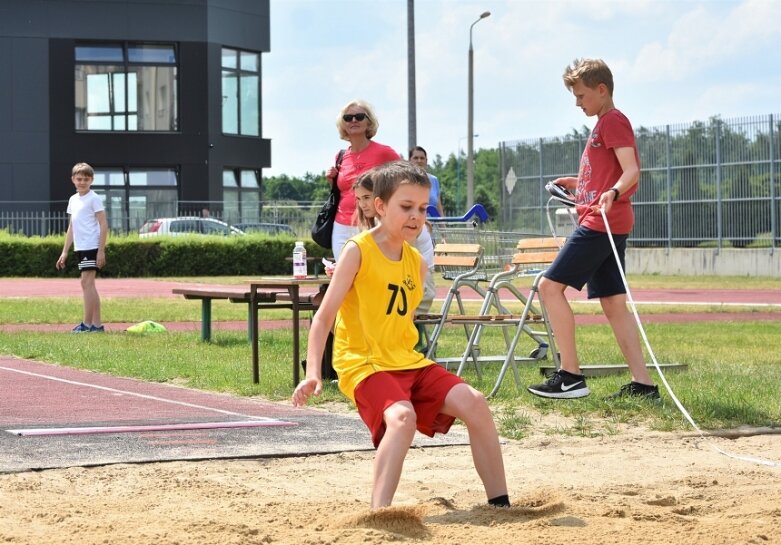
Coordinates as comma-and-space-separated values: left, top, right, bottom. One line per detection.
498, 113, 780, 249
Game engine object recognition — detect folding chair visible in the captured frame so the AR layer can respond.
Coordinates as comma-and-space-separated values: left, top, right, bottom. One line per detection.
414, 242, 485, 363
452, 237, 564, 396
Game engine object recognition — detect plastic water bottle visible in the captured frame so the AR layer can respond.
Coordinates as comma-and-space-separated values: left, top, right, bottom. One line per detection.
293, 241, 307, 279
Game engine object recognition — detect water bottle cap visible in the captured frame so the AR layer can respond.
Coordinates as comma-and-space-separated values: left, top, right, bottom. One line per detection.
295, 241, 304, 246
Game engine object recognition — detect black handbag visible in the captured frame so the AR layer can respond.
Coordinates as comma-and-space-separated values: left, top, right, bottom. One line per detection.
311, 150, 345, 249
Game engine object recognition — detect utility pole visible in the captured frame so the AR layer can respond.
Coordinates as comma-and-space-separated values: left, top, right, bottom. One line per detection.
407, 0, 417, 151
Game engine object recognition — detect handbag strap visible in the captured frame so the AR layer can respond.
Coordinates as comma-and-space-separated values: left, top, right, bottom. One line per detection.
331, 150, 346, 196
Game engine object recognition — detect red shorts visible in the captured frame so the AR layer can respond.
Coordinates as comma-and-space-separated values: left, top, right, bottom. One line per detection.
353, 364, 465, 448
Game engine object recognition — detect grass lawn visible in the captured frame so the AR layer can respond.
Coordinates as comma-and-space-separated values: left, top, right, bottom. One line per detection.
1, 275, 779, 438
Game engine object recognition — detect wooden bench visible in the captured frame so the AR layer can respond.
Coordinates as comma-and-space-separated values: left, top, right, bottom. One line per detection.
172, 287, 275, 342
172, 285, 325, 343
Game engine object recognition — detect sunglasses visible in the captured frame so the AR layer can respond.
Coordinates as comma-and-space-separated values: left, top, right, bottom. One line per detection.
342, 113, 368, 122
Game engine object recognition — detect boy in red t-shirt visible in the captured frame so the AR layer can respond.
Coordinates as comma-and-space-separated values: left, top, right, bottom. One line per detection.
527, 58, 660, 400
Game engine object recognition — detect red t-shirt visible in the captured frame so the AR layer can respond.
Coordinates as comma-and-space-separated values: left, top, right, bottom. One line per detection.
576, 108, 639, 234
334, 141, 400, 225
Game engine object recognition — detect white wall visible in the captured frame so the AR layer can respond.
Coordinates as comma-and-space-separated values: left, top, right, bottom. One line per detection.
627, 248, 780, 277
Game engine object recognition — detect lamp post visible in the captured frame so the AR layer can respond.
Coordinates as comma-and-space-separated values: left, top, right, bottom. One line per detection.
456, 134, 478, 213
467, 10, 490, 208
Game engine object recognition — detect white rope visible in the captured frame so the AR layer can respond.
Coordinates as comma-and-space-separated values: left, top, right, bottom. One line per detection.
599, 207, 780, 468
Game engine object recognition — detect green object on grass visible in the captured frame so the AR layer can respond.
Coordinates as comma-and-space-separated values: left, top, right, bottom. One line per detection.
126, 320, 167, 333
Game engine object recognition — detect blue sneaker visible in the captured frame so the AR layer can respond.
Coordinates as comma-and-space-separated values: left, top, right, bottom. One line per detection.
89, 325, 105, 333
72, 322, 89, 333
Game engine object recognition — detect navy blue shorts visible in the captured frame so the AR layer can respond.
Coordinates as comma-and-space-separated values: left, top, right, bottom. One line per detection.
76, 249, 99, 272
543, 226, 628, 299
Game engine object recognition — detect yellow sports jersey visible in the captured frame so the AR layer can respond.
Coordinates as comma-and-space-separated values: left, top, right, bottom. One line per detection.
334, 230, 433, 402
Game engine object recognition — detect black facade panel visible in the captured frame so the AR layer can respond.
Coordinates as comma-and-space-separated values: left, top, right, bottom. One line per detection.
48, 1, 206, 41
13, 163, 51, 203
2, 0, 271, 214
207, 1, 270, 52
0, 38, 11, 132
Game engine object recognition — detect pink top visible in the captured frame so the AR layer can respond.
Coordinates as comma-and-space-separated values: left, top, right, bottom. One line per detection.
576, 108, 639, 235
334, 141, 400, 225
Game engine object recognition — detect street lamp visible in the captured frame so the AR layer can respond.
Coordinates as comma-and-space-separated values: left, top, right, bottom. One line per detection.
456, 134, 478, 213
467, 10, 490, 208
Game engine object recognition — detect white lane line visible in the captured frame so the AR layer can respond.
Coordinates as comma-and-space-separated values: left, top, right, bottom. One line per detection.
7, 420, 296, 437
0, 365, 277, 422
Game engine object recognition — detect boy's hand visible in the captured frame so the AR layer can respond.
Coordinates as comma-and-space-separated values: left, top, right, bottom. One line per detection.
594, 188, 618, 214
292, 378, 323, 407
96, 249, 106, 268
55, 253, 67, 270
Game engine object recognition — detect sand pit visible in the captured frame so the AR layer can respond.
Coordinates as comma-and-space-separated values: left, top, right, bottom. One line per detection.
1, 422, 779, 544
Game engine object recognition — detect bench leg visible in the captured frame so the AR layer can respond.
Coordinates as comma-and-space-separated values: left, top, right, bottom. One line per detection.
201, 299, 212, 342
247, 304, 252, 343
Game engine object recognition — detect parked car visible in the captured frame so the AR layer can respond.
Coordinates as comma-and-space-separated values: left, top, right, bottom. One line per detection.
233, 222, 296, 236
139, 217, 245, 238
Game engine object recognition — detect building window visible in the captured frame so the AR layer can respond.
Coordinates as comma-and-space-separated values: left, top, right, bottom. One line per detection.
223, 168, 260, 223
92, 167, 179, 232
221, 48, 259, 136
75, 43, 178, 131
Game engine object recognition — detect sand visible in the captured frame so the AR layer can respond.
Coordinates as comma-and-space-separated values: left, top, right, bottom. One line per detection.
1, 420, 779, 545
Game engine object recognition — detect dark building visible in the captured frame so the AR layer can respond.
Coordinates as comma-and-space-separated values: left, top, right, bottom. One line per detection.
0, 0, 270, 231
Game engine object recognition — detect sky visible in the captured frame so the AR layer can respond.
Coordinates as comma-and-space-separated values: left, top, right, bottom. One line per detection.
262, 0, 781, 178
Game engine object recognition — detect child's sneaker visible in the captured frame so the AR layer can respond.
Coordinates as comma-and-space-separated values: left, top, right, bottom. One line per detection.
527, 369, 590, 399
72, 322, 89, 333
89, 325, 105, 333
607, 381, 660, 400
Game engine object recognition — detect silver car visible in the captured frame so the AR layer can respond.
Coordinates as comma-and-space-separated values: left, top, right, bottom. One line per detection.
139, 217, 245, 238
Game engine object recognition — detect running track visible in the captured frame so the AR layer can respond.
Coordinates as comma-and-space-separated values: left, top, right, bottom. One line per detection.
1, 278, 779, 333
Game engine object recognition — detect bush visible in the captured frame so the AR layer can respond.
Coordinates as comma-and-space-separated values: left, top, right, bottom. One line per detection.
0, 231, 330, 277
748, 232, 774, 249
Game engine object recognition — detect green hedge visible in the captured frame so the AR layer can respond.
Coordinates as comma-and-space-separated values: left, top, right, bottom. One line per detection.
0, 232, 331, 277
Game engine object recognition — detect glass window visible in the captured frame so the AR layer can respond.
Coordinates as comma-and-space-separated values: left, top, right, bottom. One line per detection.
239, 50, 258, 71
222, 169, 238, 187
128, 45, 176, 64
221, 48, 237, 69
75, 45, 123, 62
223, 168, 260, 223
221, 47, 259, 136
75, 42, 178, 132
201, 219, 229, 235
93, 167, 179, 232
129, 169, 177, 186
240, 170, 258, 188
221, 71, 238, 134
240, 74, 259, 136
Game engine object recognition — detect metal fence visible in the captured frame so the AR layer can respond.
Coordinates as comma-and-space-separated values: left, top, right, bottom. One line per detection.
0, 201, 322, 238
498, 113, 780, 249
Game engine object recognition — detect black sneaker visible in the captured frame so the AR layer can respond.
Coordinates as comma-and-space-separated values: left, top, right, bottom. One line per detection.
71, 322, 89, 333
527, 369, 590, 399
607, 381, 660, 400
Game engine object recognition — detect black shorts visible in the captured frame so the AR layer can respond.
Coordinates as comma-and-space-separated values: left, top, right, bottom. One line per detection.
543, 226, 627, 299
76, 249, 100, 272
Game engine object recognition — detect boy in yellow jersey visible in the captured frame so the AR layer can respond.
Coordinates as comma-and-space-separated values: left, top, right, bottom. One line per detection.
293, 161, 509, 509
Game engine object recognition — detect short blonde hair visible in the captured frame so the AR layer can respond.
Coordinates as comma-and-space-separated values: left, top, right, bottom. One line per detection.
563, 58, 614, 96
71, 162, 94, 178
336, 99, 379, 141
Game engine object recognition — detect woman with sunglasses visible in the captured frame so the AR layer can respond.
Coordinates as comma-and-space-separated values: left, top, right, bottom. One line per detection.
326, 99, 400, 260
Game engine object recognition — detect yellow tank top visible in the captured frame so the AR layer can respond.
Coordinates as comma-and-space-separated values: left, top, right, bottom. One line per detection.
334, 230, 433, 402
